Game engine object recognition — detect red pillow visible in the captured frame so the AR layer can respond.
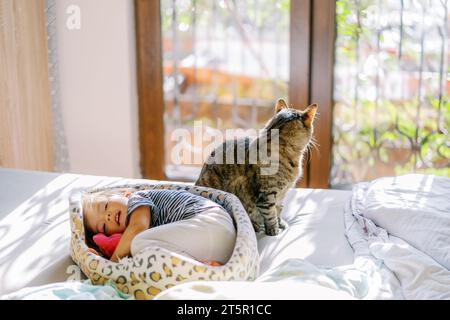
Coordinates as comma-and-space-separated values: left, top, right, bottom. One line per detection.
93, 233, 122, 259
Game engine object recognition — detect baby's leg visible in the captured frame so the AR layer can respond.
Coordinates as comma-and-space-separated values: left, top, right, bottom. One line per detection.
130, 206, 236, 265
130, 236, 196, 260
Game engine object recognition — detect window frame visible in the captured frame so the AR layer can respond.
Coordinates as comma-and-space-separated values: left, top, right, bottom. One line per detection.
134, 0, 335, 188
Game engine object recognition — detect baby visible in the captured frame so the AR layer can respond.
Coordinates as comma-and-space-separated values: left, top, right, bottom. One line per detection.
82, 188, 236, 265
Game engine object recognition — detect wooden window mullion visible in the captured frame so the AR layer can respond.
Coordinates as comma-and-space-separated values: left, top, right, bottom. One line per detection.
290, 0, 312, 188
308, 0, 336, 189
135, 0, 165, 180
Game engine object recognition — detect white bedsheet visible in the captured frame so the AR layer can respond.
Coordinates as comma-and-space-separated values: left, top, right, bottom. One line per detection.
345, 174, 450, 299
0, 168, 353, 297
258, 188, 354, 274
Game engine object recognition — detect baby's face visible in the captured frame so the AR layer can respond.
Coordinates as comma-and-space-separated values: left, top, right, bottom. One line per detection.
84, 193, 129, 236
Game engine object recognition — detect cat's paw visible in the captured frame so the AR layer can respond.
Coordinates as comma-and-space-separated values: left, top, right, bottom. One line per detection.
251, 220, 261, 233
278, 217, 288, 230
276, 204, 284, 215
265, 225, 280, 236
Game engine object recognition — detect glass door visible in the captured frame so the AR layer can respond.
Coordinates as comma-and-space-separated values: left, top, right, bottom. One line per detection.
160, 0, 292, 180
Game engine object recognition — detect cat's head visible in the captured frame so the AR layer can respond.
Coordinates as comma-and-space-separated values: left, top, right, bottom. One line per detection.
264, 98, 318, 148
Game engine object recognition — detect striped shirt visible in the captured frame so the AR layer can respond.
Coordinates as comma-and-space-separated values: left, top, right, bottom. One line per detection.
125, 189, 221, 228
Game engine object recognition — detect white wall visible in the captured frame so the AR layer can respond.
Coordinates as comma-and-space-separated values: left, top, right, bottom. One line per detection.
56, 0, 140, 178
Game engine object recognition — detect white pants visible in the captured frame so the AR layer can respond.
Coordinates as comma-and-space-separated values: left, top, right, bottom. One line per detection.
130, 206, 236, 264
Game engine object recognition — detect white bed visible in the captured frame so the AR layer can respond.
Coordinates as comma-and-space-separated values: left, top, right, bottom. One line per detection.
3, 168, 448, 300
0, 167, 353, 297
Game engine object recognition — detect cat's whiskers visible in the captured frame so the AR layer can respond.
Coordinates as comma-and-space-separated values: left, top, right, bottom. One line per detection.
304, 136, 320, 164
305, 143, 312, 164
310, 137, 320, 152
313, 111, 321, 121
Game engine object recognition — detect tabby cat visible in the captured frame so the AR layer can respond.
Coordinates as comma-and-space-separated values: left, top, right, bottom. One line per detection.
195, 99, 317, 235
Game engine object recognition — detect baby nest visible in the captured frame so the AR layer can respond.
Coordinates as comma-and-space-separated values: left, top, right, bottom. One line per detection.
69, 182, 259, 300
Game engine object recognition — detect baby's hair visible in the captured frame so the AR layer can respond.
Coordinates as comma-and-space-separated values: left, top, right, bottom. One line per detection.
81, 188, 135, 251
82, 191, 100, 252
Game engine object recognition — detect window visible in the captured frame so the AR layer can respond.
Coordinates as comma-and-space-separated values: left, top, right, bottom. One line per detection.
160, 0, 291, 180
135, 0, 448, 187
332, 0, 450, 188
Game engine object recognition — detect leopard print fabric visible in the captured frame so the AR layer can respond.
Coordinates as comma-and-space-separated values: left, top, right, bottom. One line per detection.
69, 182, 259, 300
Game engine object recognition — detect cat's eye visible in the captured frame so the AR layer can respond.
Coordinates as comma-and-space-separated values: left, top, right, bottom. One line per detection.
105, 202, 108, 211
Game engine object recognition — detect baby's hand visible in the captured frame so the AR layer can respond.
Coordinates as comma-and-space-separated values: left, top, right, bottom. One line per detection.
87, 248, 100, 256
201, 260, 222, 266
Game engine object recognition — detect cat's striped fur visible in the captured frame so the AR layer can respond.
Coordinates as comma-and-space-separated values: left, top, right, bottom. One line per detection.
195, 99, 317, 235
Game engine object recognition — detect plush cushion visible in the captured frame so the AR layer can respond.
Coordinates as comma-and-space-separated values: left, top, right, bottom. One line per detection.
69, 182, 259, 299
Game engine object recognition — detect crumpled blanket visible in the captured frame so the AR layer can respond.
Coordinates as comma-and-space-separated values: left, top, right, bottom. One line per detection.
1, 280, 132, 300
153, 256, 378, 300
344, 174, 450, 299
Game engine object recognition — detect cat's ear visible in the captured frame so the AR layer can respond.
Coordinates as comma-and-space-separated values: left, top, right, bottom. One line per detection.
303, 103, 318, 127
275, 98, 289, 113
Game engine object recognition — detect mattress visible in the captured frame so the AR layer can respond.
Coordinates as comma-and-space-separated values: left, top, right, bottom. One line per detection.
0, 168, 353, 296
